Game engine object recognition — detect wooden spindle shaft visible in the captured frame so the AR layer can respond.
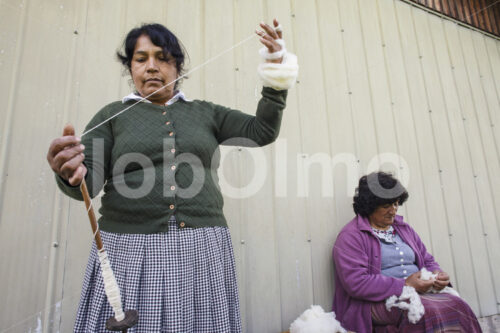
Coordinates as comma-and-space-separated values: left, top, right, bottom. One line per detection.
80, 179, 104, 250
80, 179, 138, 332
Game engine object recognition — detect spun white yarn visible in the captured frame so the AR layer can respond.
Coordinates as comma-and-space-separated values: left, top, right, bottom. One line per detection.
97, 249, 125, 322
385, 268, 461, 324
289, 305, 346, 333
258, 39, 299, 90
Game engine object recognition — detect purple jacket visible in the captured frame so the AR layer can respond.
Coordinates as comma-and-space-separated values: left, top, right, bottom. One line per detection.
332, 214, 441, 333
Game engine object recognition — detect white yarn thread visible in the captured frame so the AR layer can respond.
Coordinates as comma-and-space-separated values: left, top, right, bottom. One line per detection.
85, 201, 101, 238
81, 33, 258, 137
93, 223, 99, 238
97, 249, 125, 322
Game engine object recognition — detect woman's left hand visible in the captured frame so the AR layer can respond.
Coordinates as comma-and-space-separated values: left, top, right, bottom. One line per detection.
432, 271, 450, 291
256, 19, 283, 64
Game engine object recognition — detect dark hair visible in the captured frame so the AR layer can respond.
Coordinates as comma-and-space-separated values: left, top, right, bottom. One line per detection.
352, 172, 409, 217
116, 23, 186, 88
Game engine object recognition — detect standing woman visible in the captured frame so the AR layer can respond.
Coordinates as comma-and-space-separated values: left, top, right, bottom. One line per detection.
47, 20, 297, 332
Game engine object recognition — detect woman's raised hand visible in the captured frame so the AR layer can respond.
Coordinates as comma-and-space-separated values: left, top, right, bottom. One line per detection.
47, 124, 87, 186
256, 19, 283, 64
405, 271, 434, 294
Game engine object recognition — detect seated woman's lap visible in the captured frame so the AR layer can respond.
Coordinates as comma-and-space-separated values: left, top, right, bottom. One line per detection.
371, 293, 481, 332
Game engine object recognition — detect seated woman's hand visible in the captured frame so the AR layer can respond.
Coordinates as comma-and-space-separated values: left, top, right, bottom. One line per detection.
405, 271, 434, 294
432, 271, 450, 291
47, 124, 87, 186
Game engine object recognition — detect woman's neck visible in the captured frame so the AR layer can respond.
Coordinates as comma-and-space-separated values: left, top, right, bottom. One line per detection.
369, 220, 391, 231
140, 90, 176, 105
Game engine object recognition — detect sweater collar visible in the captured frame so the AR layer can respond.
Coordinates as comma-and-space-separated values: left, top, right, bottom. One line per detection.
122, 90, 191, 105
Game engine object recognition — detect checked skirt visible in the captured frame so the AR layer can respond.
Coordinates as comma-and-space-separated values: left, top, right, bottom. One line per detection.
74, 216, 242, 333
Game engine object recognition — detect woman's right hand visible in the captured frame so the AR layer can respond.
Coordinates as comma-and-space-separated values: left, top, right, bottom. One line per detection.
405, 271, 434, 293
47, 124, 87, 186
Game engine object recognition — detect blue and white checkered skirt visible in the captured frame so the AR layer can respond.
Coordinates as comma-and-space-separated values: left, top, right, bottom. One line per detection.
74, 216, 242, 332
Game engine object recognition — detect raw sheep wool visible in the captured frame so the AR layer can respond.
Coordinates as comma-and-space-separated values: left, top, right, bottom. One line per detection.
385, 285, 424, 324
385, 268, 461, 323
420, 268, 460, 298
289, 305, 346, 333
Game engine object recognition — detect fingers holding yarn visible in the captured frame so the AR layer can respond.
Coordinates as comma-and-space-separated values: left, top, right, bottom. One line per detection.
259, 21, 279, 40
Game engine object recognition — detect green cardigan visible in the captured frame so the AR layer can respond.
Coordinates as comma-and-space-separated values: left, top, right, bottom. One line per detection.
56, 87, 287, 233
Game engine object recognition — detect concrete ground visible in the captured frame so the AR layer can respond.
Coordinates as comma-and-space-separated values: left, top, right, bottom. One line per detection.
478, 314, 500, 333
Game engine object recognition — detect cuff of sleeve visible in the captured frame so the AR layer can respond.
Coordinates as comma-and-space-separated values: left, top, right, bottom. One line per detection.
392, 278, 406, 297
257, 40, 299, 90
55, 173, 84, 200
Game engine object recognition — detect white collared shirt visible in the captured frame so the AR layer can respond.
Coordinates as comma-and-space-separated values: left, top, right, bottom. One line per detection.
122, 91, 191, 105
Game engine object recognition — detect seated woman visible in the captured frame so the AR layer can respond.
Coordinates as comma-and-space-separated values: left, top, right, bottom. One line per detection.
332, 172, 481, 332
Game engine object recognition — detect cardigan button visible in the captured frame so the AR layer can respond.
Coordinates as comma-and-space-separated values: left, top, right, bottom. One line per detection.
179, 222, 186, 228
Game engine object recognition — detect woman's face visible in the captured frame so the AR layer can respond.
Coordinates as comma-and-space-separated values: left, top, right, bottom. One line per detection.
368, 201, 399, 230
131, 34, 178, 105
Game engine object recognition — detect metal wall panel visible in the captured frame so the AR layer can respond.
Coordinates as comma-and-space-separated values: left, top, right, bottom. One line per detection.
0, 0, 498, 332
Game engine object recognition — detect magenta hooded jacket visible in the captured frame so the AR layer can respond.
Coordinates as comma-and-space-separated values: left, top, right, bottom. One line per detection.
332, 214, 441, 332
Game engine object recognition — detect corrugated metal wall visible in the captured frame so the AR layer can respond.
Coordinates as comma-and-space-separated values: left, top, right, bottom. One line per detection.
0, 0, 499, 332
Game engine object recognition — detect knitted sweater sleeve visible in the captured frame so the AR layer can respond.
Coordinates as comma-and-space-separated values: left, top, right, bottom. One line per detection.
213, 87, 287, 146
333, 229, 405, 302
55, 105, 115, 200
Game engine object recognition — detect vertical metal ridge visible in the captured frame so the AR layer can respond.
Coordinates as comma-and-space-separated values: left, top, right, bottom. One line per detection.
473, 35, 500, 164
419, 11, 482, 314
336, 0, 361, 168
410, 2, 446, 257
391, 0, 458, 281
456, 27, 500, 315
0, 0, 28, 224
355, 0, 382, 160
42, 1, 90, 331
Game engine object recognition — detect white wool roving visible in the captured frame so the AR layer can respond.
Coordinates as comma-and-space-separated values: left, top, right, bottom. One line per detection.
420, 267, 460, 298
386, 268, 461, 324
289, 305, 346, 333
385, 286, 424, 324
258, 39, 299, 90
